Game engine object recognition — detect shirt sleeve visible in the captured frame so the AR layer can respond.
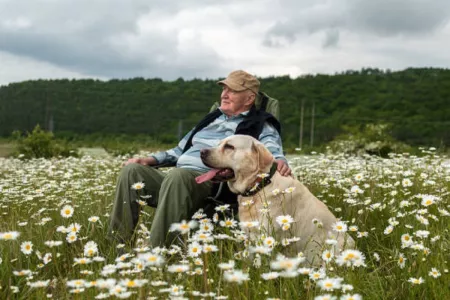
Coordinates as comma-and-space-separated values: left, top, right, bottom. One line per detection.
150, 128, 195, 164
258, 123, 288, 164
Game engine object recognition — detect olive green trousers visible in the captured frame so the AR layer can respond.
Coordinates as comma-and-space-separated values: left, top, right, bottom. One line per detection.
108, 163, 212, 247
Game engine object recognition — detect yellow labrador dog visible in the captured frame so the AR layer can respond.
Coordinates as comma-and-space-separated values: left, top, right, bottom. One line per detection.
196, 134, 354, 265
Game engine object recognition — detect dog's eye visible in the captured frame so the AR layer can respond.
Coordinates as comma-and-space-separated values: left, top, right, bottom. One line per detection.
224, 144, 234, 150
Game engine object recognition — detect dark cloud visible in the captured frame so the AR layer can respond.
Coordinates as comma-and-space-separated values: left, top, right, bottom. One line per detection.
323, 29, 340, 48
348, 0, 450, 36
263, 0, 450, 47
0, 30, 149, 77
0, 0, 227, 80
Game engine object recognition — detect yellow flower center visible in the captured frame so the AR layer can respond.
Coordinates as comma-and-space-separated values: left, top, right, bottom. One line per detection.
127, 281, 136, 287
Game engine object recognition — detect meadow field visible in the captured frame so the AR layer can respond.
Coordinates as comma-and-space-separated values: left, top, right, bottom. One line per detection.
0, 149, 449, 299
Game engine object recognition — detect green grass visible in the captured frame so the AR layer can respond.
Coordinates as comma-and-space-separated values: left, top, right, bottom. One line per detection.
0, 142, 14, 157
0, 150, 449, 299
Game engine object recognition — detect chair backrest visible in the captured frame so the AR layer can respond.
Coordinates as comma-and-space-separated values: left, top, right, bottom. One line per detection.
209, 92, 280, 119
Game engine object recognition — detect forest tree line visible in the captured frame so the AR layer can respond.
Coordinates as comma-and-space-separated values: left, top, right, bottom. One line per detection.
0, 67, 449, 148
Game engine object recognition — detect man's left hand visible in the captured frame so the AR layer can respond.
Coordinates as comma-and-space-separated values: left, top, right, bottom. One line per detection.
275, 159, 292, 177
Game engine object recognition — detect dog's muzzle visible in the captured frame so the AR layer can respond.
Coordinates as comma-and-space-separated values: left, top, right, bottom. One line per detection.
196, 148, 235, 184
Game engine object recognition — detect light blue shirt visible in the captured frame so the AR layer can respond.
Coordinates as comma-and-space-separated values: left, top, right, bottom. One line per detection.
151, 109, 286, 172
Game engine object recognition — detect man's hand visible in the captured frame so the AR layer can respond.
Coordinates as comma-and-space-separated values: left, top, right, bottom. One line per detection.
275, 159, 292, 177
123, 157, 157, 167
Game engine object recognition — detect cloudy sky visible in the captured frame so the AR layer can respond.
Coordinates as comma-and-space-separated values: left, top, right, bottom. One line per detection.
1, 0, 449, 86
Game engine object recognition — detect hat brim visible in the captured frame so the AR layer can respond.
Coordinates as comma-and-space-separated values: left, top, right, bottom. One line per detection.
217, 79, 248, 92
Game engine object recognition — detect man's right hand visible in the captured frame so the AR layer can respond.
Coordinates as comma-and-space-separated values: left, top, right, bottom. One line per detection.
123, 157, 157, 166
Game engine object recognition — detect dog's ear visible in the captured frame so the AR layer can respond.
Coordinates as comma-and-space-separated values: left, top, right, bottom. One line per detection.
252, 141, 274, 169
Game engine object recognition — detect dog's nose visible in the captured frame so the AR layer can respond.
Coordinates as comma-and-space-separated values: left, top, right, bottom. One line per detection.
200, 149, 209, 159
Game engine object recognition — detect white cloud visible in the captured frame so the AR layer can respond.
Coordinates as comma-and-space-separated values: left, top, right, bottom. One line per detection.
0, 0, 449, 86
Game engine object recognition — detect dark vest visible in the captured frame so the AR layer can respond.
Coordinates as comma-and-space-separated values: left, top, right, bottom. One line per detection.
182, 103, 281, 204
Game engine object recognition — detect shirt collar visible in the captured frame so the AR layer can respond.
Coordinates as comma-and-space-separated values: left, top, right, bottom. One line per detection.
218, 108, 250, 119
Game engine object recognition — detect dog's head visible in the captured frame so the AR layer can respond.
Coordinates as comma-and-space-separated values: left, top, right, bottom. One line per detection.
196, 135, 274, 194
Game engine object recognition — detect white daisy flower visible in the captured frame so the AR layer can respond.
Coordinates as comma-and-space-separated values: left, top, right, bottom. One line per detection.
317, 277, 343, 291
187, 242, 202, 257
261, 272, 280, 280
20, 241, 33, 255
66, 232, 78, 243
60, 205, 74, 218
408, 277, 424, 285
429, 268, 441, 278
223, 269, 250, 284
217, 260, 235, 270
88, 216, 99, 223
332, 221, 348, 233
275, 215, 294, 227
0, 231, 20, 240
169, 220, 197, 234
322, 250, 334, 263
131, 182, 145, 190
167, 264, 190, 273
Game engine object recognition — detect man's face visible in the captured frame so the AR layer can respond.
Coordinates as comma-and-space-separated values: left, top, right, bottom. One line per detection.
219, 85, 255, 116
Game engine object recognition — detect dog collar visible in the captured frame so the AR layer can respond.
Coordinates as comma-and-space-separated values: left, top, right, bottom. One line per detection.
240, 162, 278, 197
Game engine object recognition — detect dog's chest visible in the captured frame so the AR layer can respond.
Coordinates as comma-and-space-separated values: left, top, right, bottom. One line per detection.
238, 196, 260, 221
238, 192, 287, 221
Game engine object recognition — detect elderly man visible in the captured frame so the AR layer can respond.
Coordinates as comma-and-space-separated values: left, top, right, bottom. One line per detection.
108, 70, 291, 248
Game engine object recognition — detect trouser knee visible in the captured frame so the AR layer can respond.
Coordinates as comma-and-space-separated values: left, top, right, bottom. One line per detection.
118, 163, 145, 178
161, 168, 194, 187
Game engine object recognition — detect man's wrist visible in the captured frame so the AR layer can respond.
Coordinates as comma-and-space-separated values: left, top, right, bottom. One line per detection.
275, 157, 288, 164
145, 156, 158, 166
